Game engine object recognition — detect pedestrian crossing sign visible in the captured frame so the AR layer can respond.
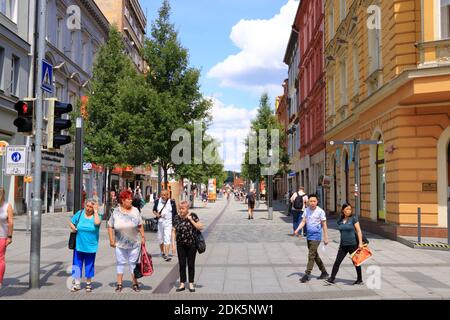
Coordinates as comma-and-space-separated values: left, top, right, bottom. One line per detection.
41, 60, 53, 93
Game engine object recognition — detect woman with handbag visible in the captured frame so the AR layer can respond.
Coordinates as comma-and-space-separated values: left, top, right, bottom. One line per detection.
69, 198, 102, 292
325, 203, 364, 285
173, 201, 203, 292
108, 190, 145, 292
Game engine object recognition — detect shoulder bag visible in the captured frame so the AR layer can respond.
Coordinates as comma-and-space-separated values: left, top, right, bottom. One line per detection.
68, 210, 82, 250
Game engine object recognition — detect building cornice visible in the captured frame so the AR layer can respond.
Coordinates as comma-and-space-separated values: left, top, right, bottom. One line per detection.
80, 0, 110, 36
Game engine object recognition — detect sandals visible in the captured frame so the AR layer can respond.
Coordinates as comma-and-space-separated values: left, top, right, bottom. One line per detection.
115, 283, 123, 292
85, 283, 92, 292
132, 283, 140, 292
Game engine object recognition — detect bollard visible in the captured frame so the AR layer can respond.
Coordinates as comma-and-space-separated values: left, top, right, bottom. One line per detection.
417, 207, 421, 244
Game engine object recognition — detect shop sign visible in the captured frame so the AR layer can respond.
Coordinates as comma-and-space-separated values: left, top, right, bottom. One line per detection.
42, 150, 64, 166
422, 182, 437, 192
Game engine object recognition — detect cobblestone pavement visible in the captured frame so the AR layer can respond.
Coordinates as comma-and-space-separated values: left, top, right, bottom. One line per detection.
1, 196, 450, 300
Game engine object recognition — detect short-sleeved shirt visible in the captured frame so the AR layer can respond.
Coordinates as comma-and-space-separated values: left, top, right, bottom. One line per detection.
107, 206, 143, 249
157, 199, 173, 224
71, 210, 102, 253
337, 215, 358, 246
173, 213, 200, 247
302, 206, 327, 241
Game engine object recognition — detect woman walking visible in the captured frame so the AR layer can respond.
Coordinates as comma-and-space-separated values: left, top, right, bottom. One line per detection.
69, 198, 102, 292
0, 187, 14, 289
325, 203, 364, 285
173, 201, 203, 292
108, 190, 146, 292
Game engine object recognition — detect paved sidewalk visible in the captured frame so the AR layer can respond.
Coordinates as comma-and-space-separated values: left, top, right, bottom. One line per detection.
1, 196, 450, 299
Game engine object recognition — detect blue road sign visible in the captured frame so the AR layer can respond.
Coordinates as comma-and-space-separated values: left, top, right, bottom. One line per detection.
41, 60, 53, 93
11, 152, 21, 162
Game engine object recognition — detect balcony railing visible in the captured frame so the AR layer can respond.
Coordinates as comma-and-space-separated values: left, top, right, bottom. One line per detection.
417, 39, 450, 67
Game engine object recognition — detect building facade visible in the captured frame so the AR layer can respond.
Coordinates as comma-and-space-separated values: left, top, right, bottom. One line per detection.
283, 28, 301, 195
275, 80, 288, 200
298, 0, 326, 206
94, 0, 147, 73
40, 0, 109, 213
0, 0, 32, 214
324, 0, 450, 238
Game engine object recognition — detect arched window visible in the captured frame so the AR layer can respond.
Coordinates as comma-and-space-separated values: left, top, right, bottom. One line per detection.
376, 136, 386, 220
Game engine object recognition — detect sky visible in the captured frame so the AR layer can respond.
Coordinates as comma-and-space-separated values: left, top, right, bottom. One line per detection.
140, 0, 300, 172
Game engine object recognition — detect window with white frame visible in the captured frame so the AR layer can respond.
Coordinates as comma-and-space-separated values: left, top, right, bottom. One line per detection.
340, 0, 346, 22
0, 0, 17, 22
440, 0, 450, 39
81, 32, 89, 71
368, 27, 381, 73
340, 60, 347, 106
10, 55, 19, 96
57, 16, 63, 50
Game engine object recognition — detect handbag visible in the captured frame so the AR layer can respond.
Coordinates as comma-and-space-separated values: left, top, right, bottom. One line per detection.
194, 230, 206, 254
350, 245, 373, 267
154, 199, 168, 221
68, 210, 82, 250
134, 243, 154, 279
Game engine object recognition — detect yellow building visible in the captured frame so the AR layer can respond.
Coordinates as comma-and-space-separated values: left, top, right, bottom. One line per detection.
324, 0, 450, 238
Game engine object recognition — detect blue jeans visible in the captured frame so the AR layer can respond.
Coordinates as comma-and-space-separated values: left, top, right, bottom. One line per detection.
72, 250, 96, 279
292, 210, 306, 235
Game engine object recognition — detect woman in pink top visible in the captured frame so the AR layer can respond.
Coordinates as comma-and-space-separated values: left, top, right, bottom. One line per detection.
0, 187, 14, 288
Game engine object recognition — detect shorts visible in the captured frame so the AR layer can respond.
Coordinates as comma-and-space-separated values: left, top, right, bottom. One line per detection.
158, 221, 173, 245
248, 202, 255, 209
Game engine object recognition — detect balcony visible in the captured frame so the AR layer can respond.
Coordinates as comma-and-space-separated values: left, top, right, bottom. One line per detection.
417, 39, 450, 68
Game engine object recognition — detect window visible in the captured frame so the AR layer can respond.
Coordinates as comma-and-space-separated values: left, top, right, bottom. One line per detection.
353, 46, 359, 95
55, 83, 63, 101
329, 3, 335, 39
296, 125, 301, 150
328, 75, 335, 115
81, 33, 89, 70
70, 31, 77, 62
57, 16, 63, 50
441, 0, 450, 39
340, 60, 347, 106
0, 47, 4, 91
69, 91, 76, 106
10, 55, 19, 96
0, 0, 17, 22
340, 0, 346, 22
368, 27, 381, 73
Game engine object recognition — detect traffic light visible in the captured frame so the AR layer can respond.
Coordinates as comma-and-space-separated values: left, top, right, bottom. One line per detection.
13, 99, 35, 134
46, 98, 73, 150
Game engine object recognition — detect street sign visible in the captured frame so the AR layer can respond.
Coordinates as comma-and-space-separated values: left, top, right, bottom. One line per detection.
83, 162, 92, 171
5, 146, 28, 176
41, 60, 53, 93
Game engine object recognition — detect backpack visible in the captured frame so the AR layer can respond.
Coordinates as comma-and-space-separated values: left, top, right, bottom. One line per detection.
293, 192, 307, 210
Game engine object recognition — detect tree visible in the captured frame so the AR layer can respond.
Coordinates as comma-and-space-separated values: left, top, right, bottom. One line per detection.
143, 0, 212, 186
241, 93, 290, 194
84, 25, 143, 217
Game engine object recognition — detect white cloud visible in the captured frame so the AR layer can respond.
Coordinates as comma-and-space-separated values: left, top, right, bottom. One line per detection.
206, 97, 257, 172
207, 0, 299, 97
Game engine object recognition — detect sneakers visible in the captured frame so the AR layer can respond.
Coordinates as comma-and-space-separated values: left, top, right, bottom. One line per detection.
353, 279, 363, 285
164, 255, 172, 262
70, 283, 81, 292
300, 274, 310, 283
318, 271, 329, 280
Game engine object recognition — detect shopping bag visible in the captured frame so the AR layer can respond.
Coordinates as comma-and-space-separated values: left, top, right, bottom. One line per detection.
350, 246, 373, 267
140, 243, 154, 276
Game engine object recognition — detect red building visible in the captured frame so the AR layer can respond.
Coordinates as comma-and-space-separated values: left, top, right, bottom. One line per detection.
297, 0, 326, 201
275, 80, 289, 200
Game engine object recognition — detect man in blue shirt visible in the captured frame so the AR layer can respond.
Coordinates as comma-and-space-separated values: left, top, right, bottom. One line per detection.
295, 194, 329, 283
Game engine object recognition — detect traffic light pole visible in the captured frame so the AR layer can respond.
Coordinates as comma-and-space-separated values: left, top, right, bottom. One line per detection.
30, 0, 47, 289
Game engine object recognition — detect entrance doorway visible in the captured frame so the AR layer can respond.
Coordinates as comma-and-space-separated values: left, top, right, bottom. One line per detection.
376, 138, 386, 220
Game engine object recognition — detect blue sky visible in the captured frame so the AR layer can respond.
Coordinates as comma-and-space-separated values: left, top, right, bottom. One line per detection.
140, 0, 299, 171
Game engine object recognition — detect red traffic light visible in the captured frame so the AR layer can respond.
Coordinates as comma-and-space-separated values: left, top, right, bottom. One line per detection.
14, 100, 34, 116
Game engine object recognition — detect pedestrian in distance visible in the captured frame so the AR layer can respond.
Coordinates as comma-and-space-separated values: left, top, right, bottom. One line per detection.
173, 201, 204, 292
0, 187, 14, 289
108, 190, 146, 292
69, 198, 102, 292
325, 203, 364, 285
290, 187, 308, 237
153, 190, 177, 261
202, 191, 208, 207
246, 189, 256, 220
295, 194, 329, 283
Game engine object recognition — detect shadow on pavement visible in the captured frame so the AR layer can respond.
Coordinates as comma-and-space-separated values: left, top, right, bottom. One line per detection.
108, 281, 152, 291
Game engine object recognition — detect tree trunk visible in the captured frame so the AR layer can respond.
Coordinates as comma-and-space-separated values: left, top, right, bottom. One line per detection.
103, 167, 112, 221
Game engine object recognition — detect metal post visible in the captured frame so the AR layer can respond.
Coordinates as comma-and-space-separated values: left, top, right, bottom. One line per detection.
73, 118, 83, 215
354, 140, 361, 219
418, 207, 421, 243
268, 174, 273, 220
29, 0, 47, 289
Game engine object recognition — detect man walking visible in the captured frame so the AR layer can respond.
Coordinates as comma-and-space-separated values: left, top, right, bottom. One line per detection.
295, 194, 329, 283
290, 187, 308, 236
246, 189, 256, 220
153, 190, 177, 261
